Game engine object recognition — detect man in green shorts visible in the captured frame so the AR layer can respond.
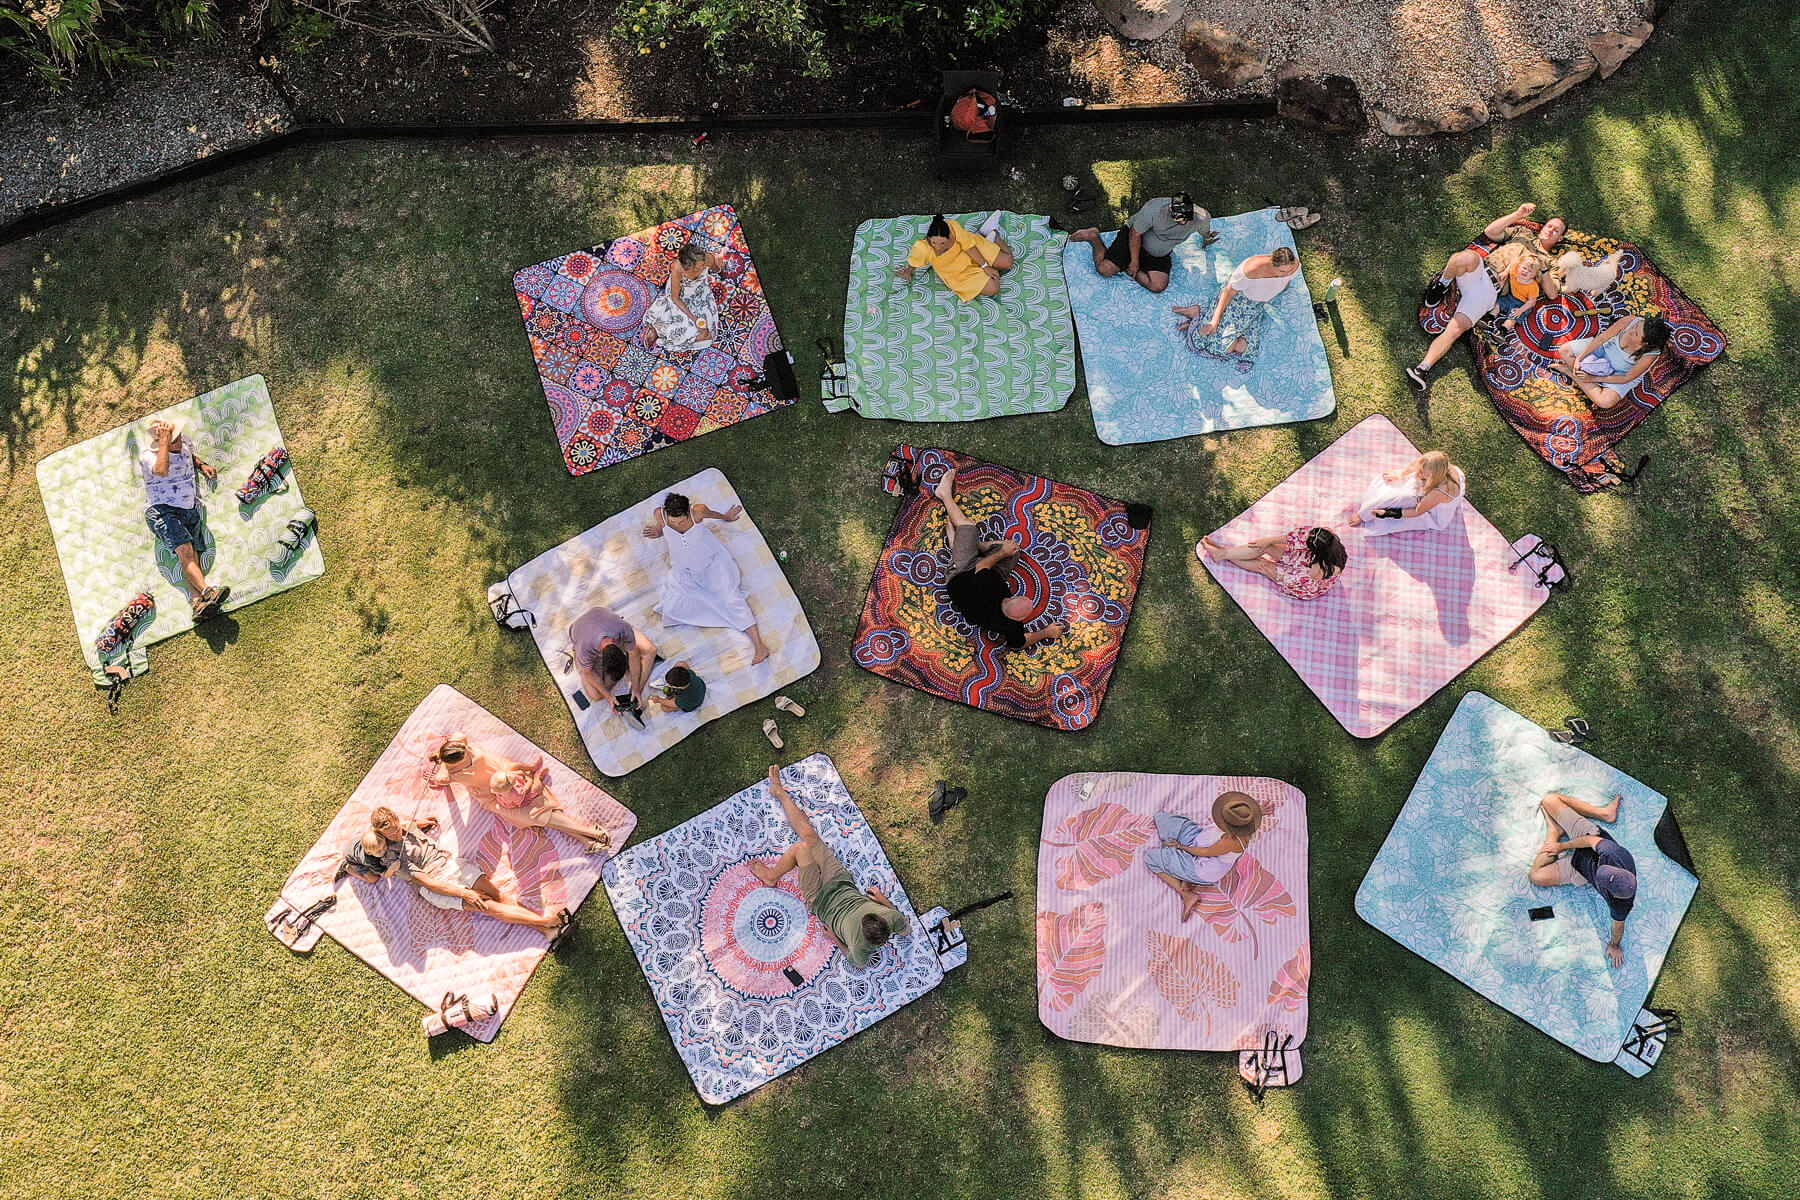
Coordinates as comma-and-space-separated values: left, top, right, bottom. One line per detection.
748, 765, 909, 969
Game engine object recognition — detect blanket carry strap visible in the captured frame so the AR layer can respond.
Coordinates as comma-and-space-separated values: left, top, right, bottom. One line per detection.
818, 336, 857, 413
1509, 535, 1571, 592
1241, 1029, 1297, 1105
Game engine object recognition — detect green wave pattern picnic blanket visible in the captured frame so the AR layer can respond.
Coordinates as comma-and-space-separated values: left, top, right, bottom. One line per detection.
833, 212, 1076, 421
37, 375, 324, 681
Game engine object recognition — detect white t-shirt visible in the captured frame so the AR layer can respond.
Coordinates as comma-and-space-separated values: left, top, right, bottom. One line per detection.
1229, 262, 1297, 303
138, 442, 198, 509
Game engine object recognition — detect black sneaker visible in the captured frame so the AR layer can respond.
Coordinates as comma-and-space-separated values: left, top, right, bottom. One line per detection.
1404, 365, 1431, 392
1422, 277, 1451, 307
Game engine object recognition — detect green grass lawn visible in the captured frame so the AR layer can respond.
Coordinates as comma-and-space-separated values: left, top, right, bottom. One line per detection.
3, 5, 1798, 1197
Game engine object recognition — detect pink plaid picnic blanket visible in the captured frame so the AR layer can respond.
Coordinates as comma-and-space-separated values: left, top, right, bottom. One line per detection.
1037, 773, 1309, 1061
268, 685, 638, 1041
1200, 414, 1551, 737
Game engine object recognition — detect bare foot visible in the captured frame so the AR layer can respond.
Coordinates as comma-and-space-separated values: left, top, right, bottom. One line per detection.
642, 326, 659, 350
1600, 794, 1621, 823
1180, 890, 1203, 922
748, 859, 784, 887
1071, 228, 1100, 243
750, 638, 770, 666
1198, 535, 1223, 560
932, 466, 957, 505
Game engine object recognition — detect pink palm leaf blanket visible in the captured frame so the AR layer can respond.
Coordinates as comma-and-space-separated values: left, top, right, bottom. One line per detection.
1200, 414, 1552, 738
267, 684, 638, 1041
1037, 772, 1310, 1071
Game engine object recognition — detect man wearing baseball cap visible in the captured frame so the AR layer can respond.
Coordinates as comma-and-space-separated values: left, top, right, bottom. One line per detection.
1070, 192, 1216, 294
1529, 791, 1638, 968
139, 414, 230, 621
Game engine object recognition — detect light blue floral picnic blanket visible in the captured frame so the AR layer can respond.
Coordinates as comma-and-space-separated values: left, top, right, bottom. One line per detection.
1063, 206, 1336, 445
1355, 692, 1697, 1065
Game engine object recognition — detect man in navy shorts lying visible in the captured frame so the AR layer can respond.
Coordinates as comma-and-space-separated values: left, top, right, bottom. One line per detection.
139, 415, 230, 621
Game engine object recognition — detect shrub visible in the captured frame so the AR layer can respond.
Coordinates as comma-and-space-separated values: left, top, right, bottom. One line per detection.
618, 0, 1058, 78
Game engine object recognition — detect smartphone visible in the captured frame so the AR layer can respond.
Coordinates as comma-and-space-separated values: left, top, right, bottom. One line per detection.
782, 966, 805, 987
1528, 905, 1555, 921
571, 690, 590, 711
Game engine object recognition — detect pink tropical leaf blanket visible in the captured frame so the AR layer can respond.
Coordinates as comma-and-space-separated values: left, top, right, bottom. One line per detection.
1036, 772, 1310, 1057
268, 684, 638, 1041
1200, 413, 1551, 738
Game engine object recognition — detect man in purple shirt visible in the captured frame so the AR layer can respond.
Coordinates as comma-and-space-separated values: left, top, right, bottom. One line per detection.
569, 605, 658, 728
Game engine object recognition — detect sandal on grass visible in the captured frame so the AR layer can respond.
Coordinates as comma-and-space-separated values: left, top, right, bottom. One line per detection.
547, 909, 577, 951
1285, 211, 1322, 230
762, 719, 784, 750
930, 785, 966, 823
774, 696, 806, 718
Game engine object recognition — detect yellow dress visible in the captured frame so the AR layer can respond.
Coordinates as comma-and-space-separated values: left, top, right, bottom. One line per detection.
907, 219, 1004, 303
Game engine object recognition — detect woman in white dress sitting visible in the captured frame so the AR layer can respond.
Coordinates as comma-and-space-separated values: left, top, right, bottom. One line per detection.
1173, 245, 1302, 370
1347, 450, 1467, 536
643, 492, 770, 665
642, 243, 722, 353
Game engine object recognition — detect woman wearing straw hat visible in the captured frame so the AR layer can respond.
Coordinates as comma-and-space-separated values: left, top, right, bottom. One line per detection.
1142, 791, 1264, 921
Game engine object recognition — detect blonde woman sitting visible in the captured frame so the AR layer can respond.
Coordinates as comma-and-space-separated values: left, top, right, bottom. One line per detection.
1173, 246, 1301, 370
427, 734, 610, 853
1348, 450, 1467, 536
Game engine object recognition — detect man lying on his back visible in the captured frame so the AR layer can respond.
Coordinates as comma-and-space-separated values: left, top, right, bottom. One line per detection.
138, 415, 230, 621
342, 806, 571, 942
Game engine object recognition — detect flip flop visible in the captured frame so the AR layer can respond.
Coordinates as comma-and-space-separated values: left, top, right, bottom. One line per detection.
931, 786, 967, 823
774, 696, 806, 718
762, 719, 784, 750
927, 779, 947, 822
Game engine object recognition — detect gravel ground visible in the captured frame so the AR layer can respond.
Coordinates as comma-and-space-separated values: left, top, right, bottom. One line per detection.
0, 43, 292, 225
1048, 0, 1659, 120
0, 1, 1666, 226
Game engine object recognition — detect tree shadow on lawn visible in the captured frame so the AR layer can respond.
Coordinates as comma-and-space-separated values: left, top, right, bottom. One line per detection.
4, 11, 1800, 1190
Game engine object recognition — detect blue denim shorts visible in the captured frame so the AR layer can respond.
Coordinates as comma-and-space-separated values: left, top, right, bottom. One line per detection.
146, 503, 204, 554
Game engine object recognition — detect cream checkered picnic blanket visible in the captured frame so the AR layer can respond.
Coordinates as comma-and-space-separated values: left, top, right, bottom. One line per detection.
503, 467, 820, 776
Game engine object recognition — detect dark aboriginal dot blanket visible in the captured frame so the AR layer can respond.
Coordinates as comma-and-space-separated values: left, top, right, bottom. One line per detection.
512, 204, 790, 476
1418, 223, 1726, 492
853, 446, 1149, 731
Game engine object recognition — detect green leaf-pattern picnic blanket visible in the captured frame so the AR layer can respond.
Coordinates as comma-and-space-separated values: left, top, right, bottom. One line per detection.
37, 375, 325, 680
833, 212, 1076, 421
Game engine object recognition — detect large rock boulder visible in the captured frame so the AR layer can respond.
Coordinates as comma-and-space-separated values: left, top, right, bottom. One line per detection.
1372, 99, 1489, 137
1494, 55, 1598, 119
1181, 22, 1269, 90
1092, 0, 1186, 42
1589, 20, 1654, 79
1273, 66, 1364, 131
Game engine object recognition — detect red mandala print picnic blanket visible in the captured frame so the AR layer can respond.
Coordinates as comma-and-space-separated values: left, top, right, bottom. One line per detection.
1419, 223, 1726, 491
513, 205, 792, 476
852, 446, 1149, 731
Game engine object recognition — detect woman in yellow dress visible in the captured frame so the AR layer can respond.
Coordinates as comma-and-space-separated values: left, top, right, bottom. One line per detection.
896, 214, 1015, 301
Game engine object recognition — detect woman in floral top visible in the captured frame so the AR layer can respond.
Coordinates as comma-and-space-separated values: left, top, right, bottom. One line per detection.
1199, 526, 1347, 600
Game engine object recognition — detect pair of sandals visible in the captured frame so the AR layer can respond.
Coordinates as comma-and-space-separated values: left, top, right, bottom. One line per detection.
1550, 716, 1593, 745
928, 780, 967, 823
761, 696, 806, 748
1277, 206, 1322, 230
190, 584, 231, 622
